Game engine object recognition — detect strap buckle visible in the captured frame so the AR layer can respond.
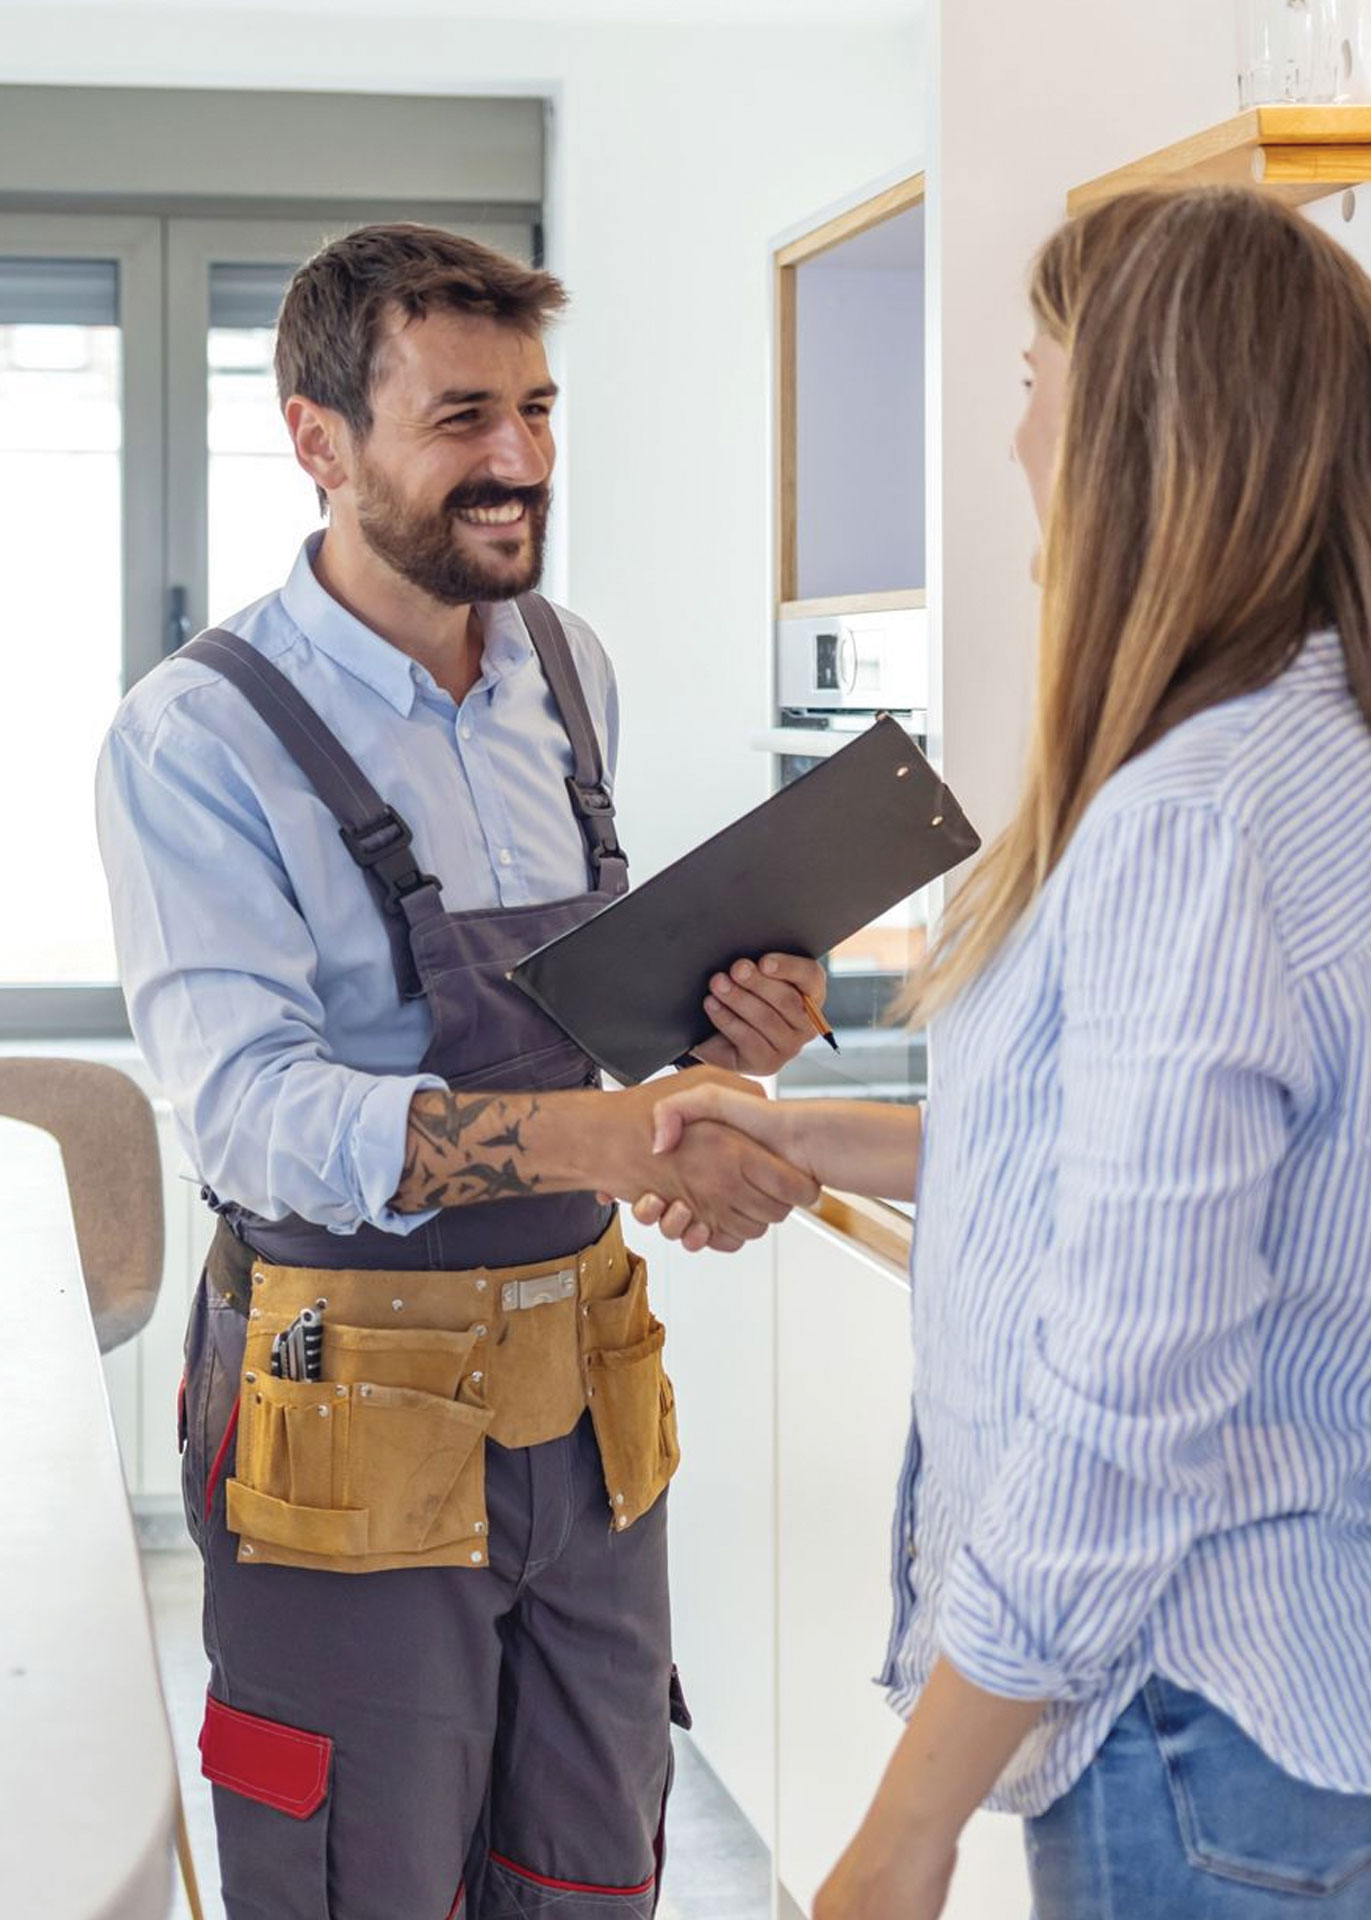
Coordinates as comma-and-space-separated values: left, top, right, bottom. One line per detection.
500, 1268, 577, 1313
338, 807, 438, 914
564, 776, 624, 871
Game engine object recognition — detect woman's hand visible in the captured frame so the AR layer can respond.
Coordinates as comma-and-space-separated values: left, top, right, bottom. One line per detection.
812, 1822, 956, 1920
812, 1662, 1043, 1920
689, 951, 827, 1075
634, 1078, 815, 1251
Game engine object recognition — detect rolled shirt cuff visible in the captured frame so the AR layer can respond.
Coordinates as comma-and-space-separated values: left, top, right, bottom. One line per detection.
345, 1071, 448, 1235
935, 1543, 1115, 1704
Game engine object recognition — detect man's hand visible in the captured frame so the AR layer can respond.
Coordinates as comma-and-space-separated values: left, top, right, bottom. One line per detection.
632, 1077, 813, 1253
690, 951, 827, 1075
595, 1068, 818, 1250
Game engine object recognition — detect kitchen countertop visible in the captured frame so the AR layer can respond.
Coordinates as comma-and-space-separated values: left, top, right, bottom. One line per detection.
0, 1115, 176, 1919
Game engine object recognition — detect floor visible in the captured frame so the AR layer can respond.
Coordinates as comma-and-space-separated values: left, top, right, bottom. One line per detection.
143, 1545, 772, 1920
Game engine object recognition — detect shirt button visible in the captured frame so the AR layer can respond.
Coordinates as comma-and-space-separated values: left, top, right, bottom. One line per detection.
498, 849, 512, 867
459, 724, 472, 742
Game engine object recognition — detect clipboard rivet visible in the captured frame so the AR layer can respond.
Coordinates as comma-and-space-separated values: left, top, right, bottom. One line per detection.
931, 814, 944, 827
896, 765, 911, 778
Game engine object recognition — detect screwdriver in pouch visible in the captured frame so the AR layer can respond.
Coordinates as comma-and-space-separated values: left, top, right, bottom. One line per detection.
299, 1305, 324, 1382
270, 1305, 325, 1381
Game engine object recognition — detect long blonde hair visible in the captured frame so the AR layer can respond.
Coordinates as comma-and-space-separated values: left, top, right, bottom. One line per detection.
906, 187, 1371, 1024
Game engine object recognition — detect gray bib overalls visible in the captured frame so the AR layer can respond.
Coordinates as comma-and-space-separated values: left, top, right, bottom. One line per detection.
175, 598, 686, 1920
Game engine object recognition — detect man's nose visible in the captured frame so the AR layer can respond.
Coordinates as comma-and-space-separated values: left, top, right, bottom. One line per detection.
486, 411, 552, 487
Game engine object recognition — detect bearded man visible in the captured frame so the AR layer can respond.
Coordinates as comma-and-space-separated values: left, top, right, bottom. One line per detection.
96, 224, 824, 1920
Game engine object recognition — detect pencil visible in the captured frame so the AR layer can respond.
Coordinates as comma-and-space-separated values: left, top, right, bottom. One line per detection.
800, 990, 840, 1053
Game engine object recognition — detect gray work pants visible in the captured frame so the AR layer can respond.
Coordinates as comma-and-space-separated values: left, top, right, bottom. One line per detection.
184, 1283, 680, 1919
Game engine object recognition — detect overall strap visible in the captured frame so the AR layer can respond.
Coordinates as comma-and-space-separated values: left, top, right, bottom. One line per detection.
179, 630, 438, 999
515, 593, 628, 896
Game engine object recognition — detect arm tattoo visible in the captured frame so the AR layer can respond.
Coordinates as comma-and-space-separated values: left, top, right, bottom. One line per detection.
394, 1091, 544, 1211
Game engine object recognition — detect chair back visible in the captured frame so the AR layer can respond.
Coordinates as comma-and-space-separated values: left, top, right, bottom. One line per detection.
0, 1058, 164, 1351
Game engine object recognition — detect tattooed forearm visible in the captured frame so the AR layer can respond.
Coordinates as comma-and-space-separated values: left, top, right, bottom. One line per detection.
393, 1091, 547, 1211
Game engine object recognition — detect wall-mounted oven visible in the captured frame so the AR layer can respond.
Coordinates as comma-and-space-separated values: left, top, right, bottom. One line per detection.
755, 603, 932, 1122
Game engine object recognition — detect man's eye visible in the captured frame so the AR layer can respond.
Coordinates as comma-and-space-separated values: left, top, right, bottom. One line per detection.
523, 403, 552, 419
439, 411, 480, 428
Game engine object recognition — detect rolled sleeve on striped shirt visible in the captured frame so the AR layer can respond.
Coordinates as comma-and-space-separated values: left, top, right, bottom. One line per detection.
936, 800, 1308, 1701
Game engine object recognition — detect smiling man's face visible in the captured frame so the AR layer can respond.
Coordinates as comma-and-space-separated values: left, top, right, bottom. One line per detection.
348, 304, 558, 605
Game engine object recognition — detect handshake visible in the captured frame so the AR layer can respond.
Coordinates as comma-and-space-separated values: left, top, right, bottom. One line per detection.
591, 1066, 822, 1256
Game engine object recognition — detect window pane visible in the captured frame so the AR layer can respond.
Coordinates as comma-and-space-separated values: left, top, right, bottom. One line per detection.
0, 256, 118, 327
0, 302, 122, 986
207, 262, 319, 622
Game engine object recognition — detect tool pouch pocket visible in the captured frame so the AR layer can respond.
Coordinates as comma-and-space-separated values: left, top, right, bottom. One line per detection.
582, 1257, 680, 1530
226, 1320, 493, 1572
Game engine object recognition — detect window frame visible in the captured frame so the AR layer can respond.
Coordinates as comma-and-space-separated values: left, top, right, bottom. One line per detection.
0, 206, 538, 1040
0, 213, 163, 1039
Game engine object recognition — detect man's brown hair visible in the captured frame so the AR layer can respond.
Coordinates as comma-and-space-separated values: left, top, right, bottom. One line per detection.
274, 222, 568, 435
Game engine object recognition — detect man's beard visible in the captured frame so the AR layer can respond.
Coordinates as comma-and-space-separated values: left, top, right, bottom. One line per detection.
354, 459, 550, 605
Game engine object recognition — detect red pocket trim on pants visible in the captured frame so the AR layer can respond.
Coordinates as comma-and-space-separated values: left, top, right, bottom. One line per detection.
203, 1397, 240, 1515
489, 1852, 656, 1898
199, 1693, 332, 1820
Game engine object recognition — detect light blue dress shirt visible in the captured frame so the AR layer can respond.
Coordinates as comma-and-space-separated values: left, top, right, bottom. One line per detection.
96, 534, 619, 1236
883, 629, 1371, 1815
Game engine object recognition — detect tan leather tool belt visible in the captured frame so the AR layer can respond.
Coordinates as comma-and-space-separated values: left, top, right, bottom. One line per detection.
225, 1214, 680, 1574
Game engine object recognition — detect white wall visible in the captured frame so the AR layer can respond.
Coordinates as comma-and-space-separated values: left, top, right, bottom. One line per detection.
928, 0, 1236, 847
0, 5, 922, 883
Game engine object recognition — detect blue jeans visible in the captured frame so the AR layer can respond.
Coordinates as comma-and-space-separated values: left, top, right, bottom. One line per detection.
1026, 1678, 1371, 1918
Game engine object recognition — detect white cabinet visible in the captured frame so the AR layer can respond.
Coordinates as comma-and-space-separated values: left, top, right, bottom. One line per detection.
652, 1224, 778, 1847
773, 1210, 913, 1913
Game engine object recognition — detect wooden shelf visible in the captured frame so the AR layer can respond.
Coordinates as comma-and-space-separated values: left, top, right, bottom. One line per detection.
1069, 105, 1371, 216
778, 589, 926, 619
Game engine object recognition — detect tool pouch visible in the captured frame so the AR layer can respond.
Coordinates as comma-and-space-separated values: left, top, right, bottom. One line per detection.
225, 1218, 679, 1572
227, 1309, 493, 1574
580, 1254, 681, 1531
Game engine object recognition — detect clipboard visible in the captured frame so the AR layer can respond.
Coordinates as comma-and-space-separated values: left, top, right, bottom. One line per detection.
509, 714, 980, 1084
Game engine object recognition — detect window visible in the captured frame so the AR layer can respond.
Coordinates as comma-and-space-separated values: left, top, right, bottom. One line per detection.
0, 206, 535, 1036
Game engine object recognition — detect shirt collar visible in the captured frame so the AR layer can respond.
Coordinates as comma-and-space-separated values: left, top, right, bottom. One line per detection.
1293, 627, 1349, 690
279, 532, 536, 714
475, 597, 537, 689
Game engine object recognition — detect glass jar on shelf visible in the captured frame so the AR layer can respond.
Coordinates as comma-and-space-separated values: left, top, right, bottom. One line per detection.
1236, 0, 1371, 107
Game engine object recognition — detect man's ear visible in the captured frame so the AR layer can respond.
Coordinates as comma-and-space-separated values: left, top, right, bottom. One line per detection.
284, 395, 354, 501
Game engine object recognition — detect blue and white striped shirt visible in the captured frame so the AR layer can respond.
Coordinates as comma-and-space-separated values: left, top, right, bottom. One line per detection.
883, 628, 1371, 1815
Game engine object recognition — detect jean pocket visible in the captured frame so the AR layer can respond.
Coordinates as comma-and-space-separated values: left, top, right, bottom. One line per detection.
1145, 1678, 1371, 1896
